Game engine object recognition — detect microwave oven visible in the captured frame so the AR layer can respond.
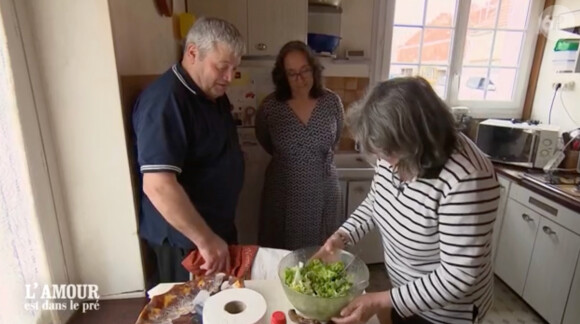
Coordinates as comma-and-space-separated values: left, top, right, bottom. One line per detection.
475, 119, 560, 169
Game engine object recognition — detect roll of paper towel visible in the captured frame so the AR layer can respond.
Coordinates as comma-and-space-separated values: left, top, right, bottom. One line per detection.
202, 288, 267, 324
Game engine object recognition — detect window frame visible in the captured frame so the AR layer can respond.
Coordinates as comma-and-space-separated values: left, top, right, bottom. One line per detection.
370, 0, 546, 119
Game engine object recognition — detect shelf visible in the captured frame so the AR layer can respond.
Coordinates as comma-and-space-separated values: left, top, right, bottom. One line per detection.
318, 57, 370, 78
241, 57, 370, 78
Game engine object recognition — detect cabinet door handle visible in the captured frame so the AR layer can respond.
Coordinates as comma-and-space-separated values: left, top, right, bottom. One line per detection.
528, 197, 558, 216
521, 213, 534, 223
542, 226, 556, 236
256, 43, 267, 51
354, 186, 365, 194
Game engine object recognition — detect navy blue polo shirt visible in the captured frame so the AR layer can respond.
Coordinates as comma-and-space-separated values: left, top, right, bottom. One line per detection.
132, 63, 244, 249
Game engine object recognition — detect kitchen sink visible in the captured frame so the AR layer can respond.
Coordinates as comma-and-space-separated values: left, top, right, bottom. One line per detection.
522, 172, 580, 199
334, 153, 376, 179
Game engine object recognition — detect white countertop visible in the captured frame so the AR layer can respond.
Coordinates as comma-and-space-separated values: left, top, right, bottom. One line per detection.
148, 279, 380, 324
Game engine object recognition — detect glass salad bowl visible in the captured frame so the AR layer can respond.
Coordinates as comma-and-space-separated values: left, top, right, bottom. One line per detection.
278, 246, 370, 322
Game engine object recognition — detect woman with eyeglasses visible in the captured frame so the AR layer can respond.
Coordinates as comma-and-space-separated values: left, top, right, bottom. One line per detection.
315, 77, 499, 324
255, 40, 344, 250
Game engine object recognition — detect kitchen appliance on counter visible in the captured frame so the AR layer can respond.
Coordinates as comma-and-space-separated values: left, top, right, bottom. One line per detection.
475, 119, 560, 169
561, 127, 580, 171
451, 106, 471, 133
227, 67, 273, 127
228, 67, 274, 245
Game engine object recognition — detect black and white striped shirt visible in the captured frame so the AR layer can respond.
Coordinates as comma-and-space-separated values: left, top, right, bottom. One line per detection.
340, 134, 499, 324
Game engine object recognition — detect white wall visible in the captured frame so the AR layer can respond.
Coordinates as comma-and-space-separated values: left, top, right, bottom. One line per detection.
15, 0, 144, 300
531, 0, 580, 131
109, 0, 184, 75
337, 0, 374, 58
0, 1, 62, 322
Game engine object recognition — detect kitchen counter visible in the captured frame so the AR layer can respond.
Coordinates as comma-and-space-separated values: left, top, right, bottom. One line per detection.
335, 153, 376, 179
332, 157, 578, 209
494, 164, 580, 211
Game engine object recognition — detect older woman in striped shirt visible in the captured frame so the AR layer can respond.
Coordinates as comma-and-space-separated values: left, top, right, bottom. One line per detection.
317, 77, 500, 324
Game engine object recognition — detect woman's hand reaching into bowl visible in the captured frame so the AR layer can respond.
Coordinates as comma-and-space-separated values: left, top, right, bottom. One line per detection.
311, 231, 350, 262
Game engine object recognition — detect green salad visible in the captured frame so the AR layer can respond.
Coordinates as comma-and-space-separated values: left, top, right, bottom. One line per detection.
284, 259, 353, 298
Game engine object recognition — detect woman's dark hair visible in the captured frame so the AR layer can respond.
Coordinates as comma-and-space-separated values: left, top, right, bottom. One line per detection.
346, 76, 458, 178
271, 41, 325, 101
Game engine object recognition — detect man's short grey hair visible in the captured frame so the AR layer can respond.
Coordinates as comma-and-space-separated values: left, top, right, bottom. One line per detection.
185, 17, 245, 58
346, 76, 458, 178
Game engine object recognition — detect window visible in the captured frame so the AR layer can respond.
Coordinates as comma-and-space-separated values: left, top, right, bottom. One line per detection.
390, 0, 457, 98
384, 0, 543, 118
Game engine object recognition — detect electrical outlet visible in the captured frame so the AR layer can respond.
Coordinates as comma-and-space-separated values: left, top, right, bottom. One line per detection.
551, 81, 575, 90
562, 81, 575, 90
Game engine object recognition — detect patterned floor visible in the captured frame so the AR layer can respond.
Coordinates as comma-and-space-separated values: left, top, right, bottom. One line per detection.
483, 278, 546, 324
366, 264, 547, 324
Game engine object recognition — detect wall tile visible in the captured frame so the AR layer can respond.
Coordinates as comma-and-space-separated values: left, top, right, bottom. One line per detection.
343, 90, 357, 104
324, 77, 370, 152
344, 78, 358, 90
358, 78, 369, 90
334, 89, 345, 100
342, 102, 353, 110
325, 77, 344, 90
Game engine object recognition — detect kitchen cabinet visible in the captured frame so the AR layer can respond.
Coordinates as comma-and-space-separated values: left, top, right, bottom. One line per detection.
347, 180, 383, 264
492, 175, 511, 261
339, 180, 347, 221
495, 199, 540, 295
186, 0, 248, 41
562, 255, 580, 324
493, 179, 580, 324
247, 0, 307, 55
187, 0, 307, 57
346, 181, 371, 215
523, 217, 580, 324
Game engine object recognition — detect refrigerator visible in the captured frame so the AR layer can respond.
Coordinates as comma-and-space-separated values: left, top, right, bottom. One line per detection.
228, 66, 274, 245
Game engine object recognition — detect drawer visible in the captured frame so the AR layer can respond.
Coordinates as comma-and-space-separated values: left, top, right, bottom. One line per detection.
509, 183, 580, 235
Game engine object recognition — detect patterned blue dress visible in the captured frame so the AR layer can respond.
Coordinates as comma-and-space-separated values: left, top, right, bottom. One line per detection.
255, 89, 344, 250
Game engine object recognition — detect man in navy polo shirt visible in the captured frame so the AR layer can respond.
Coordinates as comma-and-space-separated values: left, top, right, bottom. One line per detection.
132, 17, 245, 284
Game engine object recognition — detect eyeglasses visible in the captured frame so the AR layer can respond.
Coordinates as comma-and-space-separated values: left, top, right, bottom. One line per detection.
286, 68, 313, 80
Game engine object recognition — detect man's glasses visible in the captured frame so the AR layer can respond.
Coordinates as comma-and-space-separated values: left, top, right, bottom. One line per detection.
286, 68, 313, 80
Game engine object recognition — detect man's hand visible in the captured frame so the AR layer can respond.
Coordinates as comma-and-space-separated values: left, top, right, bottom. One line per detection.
331, 292, 391, 324
311, 231, 348, 262
143, 172, 230, 274
198, 234, 230, 275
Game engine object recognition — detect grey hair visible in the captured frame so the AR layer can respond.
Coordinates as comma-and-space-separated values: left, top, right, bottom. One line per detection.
346, 76, 458, 178
184, 17, 245, 58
